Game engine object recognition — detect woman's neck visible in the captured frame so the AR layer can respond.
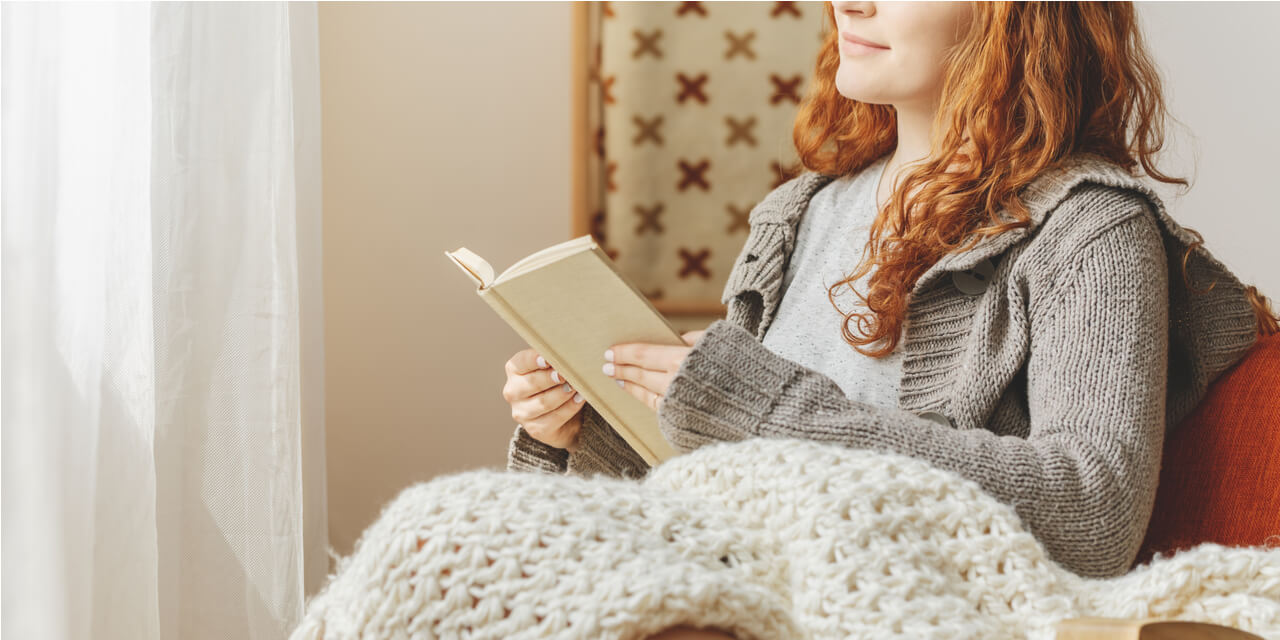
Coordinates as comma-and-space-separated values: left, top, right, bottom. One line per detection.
877, 97, 942, 209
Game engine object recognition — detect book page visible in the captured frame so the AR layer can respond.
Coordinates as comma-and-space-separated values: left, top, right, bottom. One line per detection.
497, 235, 596, 284
444, 247, 494, 288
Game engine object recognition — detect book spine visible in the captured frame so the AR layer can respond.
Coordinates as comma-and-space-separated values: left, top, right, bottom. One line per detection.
479, 286, 661, 466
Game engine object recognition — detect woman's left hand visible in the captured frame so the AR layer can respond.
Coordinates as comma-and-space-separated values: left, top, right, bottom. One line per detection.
602, 330, 707, 412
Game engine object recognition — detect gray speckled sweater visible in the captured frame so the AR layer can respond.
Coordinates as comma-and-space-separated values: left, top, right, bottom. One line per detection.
505, 151, 1260, 578
760, 152, 904, 409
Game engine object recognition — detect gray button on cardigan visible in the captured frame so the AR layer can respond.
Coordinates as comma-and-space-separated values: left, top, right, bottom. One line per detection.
505, 151, 1260, 578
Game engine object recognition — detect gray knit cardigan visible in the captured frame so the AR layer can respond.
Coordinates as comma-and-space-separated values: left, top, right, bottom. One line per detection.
505, 151, 1260, 578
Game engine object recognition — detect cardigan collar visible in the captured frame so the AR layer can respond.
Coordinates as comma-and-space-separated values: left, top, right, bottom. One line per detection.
749, 151, 1148, 229
747, 152, 1253, 302
739, 152, 1261, 424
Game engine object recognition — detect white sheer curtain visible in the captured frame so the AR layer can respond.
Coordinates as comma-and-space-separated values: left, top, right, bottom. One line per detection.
2, 3, 328, 639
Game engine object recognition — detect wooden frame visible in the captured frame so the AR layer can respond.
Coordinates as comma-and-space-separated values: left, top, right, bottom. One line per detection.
569, 2, 591, 242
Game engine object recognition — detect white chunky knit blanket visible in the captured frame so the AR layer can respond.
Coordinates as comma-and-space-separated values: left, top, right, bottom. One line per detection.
292, 439, 1280, 640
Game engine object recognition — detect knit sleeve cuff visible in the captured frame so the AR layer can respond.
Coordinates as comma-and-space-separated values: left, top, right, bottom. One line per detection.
658, 318, 802, 451
506, 424, 569, 474
567, 402, 650, 480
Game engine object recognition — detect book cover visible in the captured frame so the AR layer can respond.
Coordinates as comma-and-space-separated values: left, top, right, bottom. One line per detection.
446, 235, 684, 465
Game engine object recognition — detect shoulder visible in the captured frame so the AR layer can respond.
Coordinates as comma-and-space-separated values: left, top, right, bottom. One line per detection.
1012, 178, 1167, 306
1015, 159, 1166, 279
1039, 181, 1159, 249
1013, 151, 1163, 242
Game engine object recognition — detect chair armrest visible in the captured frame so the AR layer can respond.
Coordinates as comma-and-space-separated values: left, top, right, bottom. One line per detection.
1055, 617, 1263, 640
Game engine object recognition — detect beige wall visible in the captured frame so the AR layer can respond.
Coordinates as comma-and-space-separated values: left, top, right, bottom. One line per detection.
318, 1, 714, 555
1134, 3, 1280, 299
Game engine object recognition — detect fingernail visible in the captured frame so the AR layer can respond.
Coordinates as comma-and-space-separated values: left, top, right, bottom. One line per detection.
574, 392, 584, 403
537, 356, 547, 368
604, 349, 614, 362
562, 382, 571, 393
615, 379, 625, 388
602, 362, 615, 376
551, 370, 560, 383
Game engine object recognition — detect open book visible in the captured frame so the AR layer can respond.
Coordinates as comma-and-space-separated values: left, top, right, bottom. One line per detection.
445, 235, 682, 466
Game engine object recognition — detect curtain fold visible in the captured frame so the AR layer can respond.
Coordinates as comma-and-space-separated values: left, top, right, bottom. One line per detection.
2, 3, 327, 639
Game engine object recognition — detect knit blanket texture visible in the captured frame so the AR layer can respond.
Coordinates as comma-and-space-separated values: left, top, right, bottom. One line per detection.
292, 438, 1280, 640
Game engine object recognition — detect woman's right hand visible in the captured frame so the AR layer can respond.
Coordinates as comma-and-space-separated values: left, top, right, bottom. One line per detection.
503, 348, 587, 450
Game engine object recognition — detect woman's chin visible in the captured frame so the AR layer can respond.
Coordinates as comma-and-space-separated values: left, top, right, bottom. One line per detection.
833, 77, 891, 105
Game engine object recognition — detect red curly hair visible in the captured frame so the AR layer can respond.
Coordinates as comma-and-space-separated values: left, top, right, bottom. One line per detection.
793, 1, 1278, 357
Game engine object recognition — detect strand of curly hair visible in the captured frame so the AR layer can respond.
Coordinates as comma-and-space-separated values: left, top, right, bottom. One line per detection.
792, 1, 1277, 358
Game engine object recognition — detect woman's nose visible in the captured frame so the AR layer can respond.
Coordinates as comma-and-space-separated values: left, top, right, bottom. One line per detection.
832, 1, 875, 18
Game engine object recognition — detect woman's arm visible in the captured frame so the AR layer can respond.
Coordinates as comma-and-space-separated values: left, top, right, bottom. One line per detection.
506, 402, 649, 478
657, 208, 1170, 578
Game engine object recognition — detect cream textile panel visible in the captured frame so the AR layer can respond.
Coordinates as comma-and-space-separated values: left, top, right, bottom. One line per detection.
591, 1, 828, 313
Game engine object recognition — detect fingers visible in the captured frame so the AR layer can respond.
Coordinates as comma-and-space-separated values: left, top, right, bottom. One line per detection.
519, 390, 586, 449
505, 348, 549, 376
602, 339, 698, 407
616, 377, 664, 412
504, 348, 585, 449
605, 362, 672, 396
607, 342, 691, 372
511, 377, 581, 424
503, 349, 568, 404
505, 367, 564, 403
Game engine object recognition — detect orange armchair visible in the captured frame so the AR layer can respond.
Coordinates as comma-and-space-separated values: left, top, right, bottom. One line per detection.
1135, 331, 1279, 567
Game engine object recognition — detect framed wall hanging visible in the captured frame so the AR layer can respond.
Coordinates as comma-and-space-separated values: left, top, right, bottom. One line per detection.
571, 0, 828, 316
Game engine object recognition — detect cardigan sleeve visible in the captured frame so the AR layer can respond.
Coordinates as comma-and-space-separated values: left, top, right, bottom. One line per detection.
505, 402, 649, 479
657, 210, 1170, 578
505, 423, 568, 474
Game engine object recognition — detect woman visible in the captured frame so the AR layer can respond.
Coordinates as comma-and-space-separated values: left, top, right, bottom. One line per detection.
293, 3, 1279, 639
504, 0, 1276, 580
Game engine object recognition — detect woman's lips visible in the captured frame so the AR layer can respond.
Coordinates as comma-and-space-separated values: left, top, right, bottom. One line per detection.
839, 31, 889, 55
